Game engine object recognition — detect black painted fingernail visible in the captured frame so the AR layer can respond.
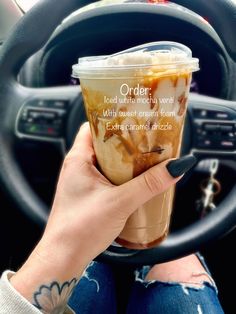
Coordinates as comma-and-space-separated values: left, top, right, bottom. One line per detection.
166, 155, 197, 178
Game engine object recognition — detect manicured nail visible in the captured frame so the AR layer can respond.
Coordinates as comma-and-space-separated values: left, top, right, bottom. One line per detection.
166, 155, 197, 178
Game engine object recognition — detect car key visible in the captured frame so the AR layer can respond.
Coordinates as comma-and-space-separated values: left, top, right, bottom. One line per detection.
196, 159, 221, 218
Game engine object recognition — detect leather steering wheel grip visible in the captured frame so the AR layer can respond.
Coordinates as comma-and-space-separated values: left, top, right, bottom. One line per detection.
0, 0, 236, 265
0, 0, 95, 226
172, 0, 236, 61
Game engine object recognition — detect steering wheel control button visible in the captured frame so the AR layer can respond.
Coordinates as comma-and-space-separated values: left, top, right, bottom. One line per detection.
17, 99, 69, 140
213, 112, 230, 119
196, 122, 236, 150
204, 124, 219, 131
219, 141, 235, 149
193, 109, 232, 120
220, 125, 234, 132
191, 104, 236, 154
19, 122, 62, 137
193, 109, 208, 118
41, 112, 57, 120
28, 99, 68, 109
29, 111, 42, 120
197, 139, 213, 148
53, 100, 68, 109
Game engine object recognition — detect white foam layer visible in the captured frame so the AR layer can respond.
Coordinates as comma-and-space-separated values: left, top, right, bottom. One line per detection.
72, 42, 199, 78
95, 50, 190, 67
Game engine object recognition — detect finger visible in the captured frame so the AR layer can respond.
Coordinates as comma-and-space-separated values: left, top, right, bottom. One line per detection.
66, 122, 95, 164
73, 122, 93, 151
116, 155, 197, 215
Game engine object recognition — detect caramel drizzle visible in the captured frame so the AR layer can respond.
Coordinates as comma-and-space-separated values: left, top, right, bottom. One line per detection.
178, 92, 188, 116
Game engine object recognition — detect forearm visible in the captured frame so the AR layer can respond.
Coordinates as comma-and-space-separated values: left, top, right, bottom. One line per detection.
10, 232, 89, 313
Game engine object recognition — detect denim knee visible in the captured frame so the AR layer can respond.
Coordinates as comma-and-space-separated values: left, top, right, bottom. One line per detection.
127, 255, 224, 314
68, 261, 117, 314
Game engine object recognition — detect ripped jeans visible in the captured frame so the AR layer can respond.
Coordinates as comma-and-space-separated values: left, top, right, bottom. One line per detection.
68, 254, 224, 314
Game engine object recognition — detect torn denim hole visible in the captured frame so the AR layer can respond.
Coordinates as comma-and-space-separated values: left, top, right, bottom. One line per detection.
195, 252, 218, 293
134, 265, 218, 294
82, 261, 100, 293
197, 304, 203, 314
178, 270, 218, 294
180, 281, 216, 296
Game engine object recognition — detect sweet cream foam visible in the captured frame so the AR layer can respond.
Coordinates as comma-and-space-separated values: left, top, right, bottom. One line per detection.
80, 50, 191, 67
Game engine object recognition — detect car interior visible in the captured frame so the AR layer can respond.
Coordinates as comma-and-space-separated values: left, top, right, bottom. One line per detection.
0, 0, 236, 313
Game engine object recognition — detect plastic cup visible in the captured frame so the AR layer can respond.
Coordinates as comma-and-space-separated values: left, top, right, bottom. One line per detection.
72, 42, 199, 249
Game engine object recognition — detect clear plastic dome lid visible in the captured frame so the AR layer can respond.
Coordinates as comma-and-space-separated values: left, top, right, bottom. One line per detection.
72, 41, 199, 79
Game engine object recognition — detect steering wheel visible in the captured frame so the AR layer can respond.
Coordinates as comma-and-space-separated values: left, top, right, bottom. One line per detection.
0, 0, 236, 266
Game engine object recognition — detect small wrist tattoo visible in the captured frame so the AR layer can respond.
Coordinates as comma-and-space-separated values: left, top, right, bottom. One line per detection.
32, 278, 78, 314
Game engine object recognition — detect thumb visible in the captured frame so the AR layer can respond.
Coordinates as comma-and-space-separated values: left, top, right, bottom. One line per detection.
116, 155, 197, 215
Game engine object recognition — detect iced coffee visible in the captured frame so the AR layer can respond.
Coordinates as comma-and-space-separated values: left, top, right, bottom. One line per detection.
72, 42, 199, 249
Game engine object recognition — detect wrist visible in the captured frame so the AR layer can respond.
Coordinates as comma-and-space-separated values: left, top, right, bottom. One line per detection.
35, 230, 91, 270
42, 211, 104, 263
10, 233, 90, 303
